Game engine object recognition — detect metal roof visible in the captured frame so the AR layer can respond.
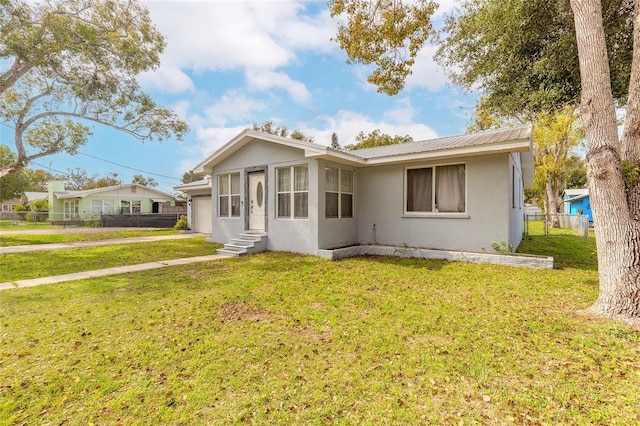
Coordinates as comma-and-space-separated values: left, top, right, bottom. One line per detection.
348, 125, 532, 159
54, 184, 175, 200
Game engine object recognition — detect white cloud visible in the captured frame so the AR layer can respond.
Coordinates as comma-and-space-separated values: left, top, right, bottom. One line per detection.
141, 1, 338, 96
383, 98, 417, 124
433, 0, 459, 19
301, 109, 439, 147
404, 44, 450, 92
246, 69, 311, 104
138, 66, 195, 93
201, 90, 267, 127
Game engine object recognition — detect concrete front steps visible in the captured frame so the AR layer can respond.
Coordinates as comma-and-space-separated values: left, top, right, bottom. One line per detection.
217, 232, 268, 256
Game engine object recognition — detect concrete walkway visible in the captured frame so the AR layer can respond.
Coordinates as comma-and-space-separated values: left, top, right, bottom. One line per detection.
0, 230, 230, 290
0, 254, 228, 290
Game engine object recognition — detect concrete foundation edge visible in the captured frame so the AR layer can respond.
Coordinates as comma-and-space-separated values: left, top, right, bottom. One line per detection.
317, 245, 554, 269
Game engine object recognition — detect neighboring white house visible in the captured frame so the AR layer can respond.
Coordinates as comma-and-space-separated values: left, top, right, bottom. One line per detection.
184, 125, 534, 256
48, 181, 177, 221
174, 176, 213, 234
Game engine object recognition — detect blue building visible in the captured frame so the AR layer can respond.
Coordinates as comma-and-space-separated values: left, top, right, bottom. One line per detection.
562, 189, 592, 222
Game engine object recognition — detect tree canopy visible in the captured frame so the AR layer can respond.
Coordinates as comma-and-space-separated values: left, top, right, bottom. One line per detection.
0, 0, 189, 178
131, 174, 158, 188
328, 0, 436, 95
0, 145, 30, 200
330, 132, 341, 150
345, 129, 413, 151
182, 169, 206, 184
250, 120, 314, 143
436, 0, 633, 117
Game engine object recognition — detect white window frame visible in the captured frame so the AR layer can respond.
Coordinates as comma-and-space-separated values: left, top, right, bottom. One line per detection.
325, 166, 354, 219
90, 200, 115, 216
276, 165, 309, 219
63, 200, 79, 220
218, 173, 241, 218
404, 162, 467, 216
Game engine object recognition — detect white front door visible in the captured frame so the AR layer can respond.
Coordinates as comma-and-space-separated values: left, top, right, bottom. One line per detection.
249, 173, 265, 231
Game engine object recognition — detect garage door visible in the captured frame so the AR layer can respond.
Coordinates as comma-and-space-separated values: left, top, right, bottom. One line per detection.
194, 196, 212, 234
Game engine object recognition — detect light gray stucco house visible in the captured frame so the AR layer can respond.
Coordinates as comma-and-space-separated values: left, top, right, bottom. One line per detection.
180, 125, 534, 257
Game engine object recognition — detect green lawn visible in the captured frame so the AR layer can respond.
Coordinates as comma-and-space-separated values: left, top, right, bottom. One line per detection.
0, 228, 177, 247
0, 238, 220, 282
1, 234, 639, 424
0, 220, 60, 231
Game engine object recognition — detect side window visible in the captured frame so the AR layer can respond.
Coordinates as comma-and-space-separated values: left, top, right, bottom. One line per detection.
406, 164, 466, 213
325, 166, 353, 218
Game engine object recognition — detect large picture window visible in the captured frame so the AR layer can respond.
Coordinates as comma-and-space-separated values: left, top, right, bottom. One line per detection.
325, 166, 353, 218
121, 200, 141, 214
277, 165, 308, 219
91, 200, 115, 216
218, 173, 241, 217
406, 164, 466, 213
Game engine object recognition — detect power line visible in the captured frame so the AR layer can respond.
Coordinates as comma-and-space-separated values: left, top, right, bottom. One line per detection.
77, 151, 181, 181
30, 161, 69, 176
2, 121, 182, 182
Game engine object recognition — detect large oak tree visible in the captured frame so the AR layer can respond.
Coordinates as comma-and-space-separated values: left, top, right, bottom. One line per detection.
330, 0, 640, 323
0, 0, 188, 178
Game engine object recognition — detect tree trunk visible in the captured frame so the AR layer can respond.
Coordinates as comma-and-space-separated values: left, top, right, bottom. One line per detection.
545, 179, 560, 228
622, 0, 640, 220
571, 0, 640, 324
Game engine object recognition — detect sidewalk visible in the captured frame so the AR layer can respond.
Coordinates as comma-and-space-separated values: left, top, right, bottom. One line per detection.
0, 232, 231, 290
0, 254, 228, 290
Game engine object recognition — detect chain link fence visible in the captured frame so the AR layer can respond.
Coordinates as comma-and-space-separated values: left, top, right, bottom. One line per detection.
525, 213, 590, 238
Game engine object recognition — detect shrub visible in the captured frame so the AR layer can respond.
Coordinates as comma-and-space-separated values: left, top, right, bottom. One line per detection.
174, 215, 189, 230
25, 212, 49, 223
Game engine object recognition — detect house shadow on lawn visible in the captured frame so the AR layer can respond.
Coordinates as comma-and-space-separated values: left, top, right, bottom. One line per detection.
518, 234, 598, 271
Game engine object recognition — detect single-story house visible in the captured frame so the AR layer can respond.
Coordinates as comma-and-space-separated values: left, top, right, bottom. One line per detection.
1, 192, 47, 212
562, 188, 592, 221
1, 198, 22, 212
184, 125, 534, 256
48, 181, 177, 221
174, 176, 213, 234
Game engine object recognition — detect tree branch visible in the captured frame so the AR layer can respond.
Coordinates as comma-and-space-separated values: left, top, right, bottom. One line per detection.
0, 58, 33, 95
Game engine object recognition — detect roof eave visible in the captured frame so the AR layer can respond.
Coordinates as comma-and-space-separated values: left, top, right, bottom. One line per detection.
361, 138, 532, 166
195, 130, 328, 172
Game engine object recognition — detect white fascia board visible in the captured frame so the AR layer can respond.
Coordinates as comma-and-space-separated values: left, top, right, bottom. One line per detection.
194, 130, 328, 173
361, 138, 532, 167
173, 183, 211, 193
304, 150, 367, 167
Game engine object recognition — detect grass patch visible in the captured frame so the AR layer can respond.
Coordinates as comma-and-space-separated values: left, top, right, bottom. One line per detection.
1, 235, 638, 424
518, 234, 597, 270
0, 238, 221, 282
0, 220, 60, 231
0, 229, 177, 247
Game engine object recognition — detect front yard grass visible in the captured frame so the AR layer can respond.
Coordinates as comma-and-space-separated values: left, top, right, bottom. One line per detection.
1, 233, 639, 424
0, 238, 220, 282
0, 229, 177, 247
0, 220, 60, 231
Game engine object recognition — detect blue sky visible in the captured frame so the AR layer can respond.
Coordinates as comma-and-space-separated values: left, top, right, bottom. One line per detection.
2, 0, 479, 194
